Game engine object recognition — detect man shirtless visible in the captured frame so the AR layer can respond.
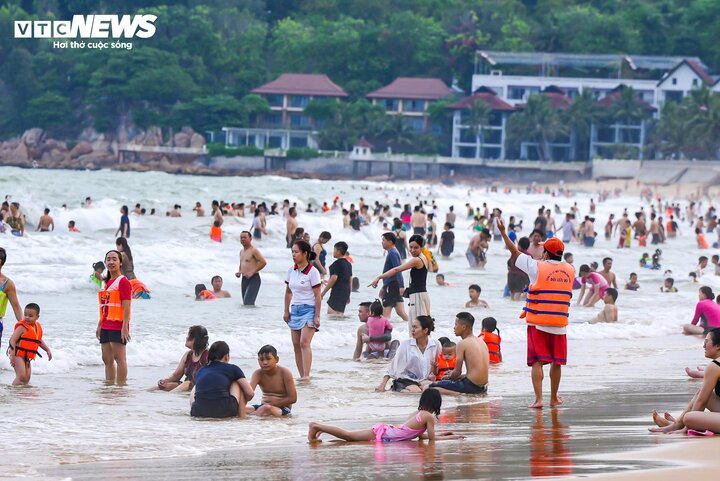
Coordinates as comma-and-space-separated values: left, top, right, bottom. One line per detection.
286, 207, 298, 248
235, 231, 267, 305
193, 202, 205, 217
211, 275, 231, 298
599, 257, 618, 288
37, 208, 54, 232
211, 200, 224, 226
649, 213, 661, 244
247, 345, 297, 417
426, 312, 489, 395
411, 205, 427, 235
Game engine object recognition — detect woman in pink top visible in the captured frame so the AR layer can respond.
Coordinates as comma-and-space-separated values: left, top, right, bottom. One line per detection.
683, 287, 720, 335
366, 299, 393, 357
577, 264, 609, 307
307, 388, 461, 442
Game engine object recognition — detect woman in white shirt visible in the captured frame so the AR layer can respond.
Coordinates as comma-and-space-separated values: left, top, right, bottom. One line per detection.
376, 315, 438, 393
283, 240, 322, 382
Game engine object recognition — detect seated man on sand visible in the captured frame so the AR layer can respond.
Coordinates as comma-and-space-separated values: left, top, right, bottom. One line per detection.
424, 312, 488, 395
588, 288, 618, 323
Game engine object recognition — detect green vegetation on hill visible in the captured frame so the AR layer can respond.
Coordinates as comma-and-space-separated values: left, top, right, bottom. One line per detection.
1, 1, 719, 159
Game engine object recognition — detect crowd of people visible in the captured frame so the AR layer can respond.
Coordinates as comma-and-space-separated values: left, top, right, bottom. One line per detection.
3, 184, 720, 442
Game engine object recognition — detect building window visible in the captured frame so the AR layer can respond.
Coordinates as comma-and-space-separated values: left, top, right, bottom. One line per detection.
290, 136, 308, 148
289, 96, 310, 108
380, 99, 399, 112
403, 99, 425, 112
268, 136, 282, 148
459, 128, 477, 143
264, 113, 282, 126
266, 95, 283, 107
481, 147, 501, 159
671, 78, 677, 85
664, 90, 683, 103
458, 146, 476, 158
692, 78, 699, 87
509, 86, 526, 100
405, 117, 425, 132
483, 128, 502, 145
290, 114, 311, 127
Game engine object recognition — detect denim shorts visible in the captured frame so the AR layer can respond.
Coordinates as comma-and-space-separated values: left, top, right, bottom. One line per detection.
287, 304, 317, 330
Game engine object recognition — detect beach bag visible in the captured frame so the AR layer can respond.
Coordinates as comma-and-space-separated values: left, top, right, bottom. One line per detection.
422, 247, 439, 273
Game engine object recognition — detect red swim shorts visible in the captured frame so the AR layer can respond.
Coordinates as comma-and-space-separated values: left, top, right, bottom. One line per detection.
527, 325, 567, 366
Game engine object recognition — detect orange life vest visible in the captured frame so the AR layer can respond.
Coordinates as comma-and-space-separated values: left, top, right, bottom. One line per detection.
210, 226, 222, 242
12, 320, 43, 361
479, 331, 502, 363
521, 261, 574, 327
198, 290, 216, 300
98, 276, 129, 322
698, 233, 709, 249
436, 352, 456, 378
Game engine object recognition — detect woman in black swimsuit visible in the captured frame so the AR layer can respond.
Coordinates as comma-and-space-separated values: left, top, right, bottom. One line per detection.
649, 328, 720, 434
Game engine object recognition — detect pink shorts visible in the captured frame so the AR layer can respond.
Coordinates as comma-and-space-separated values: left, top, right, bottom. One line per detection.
527, 325, 567, 366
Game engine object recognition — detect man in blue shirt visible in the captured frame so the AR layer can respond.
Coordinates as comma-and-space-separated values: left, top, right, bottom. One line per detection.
379, 232, 409, 323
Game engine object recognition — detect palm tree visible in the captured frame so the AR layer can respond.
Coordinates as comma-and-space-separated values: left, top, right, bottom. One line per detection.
608, 86, 651, 143
562, 89, 595, 161
688, 91, 720, 158
465, 99, 491, 157
506, 94, 565, 161
382, 115, 415, 151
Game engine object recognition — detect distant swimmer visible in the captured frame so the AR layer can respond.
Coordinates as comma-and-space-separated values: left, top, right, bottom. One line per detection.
36, 208, 54, 232
465, 284, 489, 308
235, 231, 267, 305
5, 202, 25, 236
114, 205, 130, 239
286, 207, 298, 248
211, 200, 224, 227
115, 238, 136, 281
68, 220, 79, 232
193, 202, 205, 217
195, 284, 216, 300
588, 288, 618, 323
211, 275, 231, 298
247, 345, 297, 417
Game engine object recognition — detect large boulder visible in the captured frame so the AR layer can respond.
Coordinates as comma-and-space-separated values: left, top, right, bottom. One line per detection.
69, 141, 93, 159
173, 131, 191, 148
21, 128, 44, 147
190, 133, 206, 149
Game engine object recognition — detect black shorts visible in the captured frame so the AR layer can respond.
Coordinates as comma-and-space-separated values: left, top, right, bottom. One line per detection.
99, 328, 126, 345
191, 396, 239, 418
382, 282, 403, 308
391, 378, 421, 392
507, 272, 529, 294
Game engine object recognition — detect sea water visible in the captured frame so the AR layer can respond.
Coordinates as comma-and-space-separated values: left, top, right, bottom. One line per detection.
0, 167, 712, 474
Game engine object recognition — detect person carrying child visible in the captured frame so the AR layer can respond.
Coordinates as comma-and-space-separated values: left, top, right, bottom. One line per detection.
308, 388, 461, 442
195, 284, 216, 300
247, 345, 297, 417
427, 312, 489, 395
364, 299, 395, 359
479, 317, 502, 363
7, 303, 52, 385
435, 337, 456, 379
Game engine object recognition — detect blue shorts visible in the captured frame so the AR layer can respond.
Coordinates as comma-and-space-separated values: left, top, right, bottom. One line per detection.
287, 304, 317, 330
431, 377, 487, 395
252, 404, 291, 416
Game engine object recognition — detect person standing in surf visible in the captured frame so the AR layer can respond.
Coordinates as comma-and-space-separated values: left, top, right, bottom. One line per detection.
97, 250, 132, 385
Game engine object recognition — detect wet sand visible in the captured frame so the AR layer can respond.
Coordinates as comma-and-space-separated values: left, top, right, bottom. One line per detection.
38, 380, 702, 481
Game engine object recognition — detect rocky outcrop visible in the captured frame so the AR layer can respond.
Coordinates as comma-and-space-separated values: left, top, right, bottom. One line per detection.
0, 126, 208, 173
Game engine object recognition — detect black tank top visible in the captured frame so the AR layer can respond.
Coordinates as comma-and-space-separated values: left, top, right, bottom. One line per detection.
406, 263, 428, 296
714, 360, 720, 397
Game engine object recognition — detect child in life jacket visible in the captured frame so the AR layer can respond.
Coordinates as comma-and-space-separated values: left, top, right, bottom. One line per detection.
696, 228, 709, 249
308, 388, 462, 442
7, 303, 52, 385
195, 284, 216, 301
90, 261, 105, 289
210, 220, 222, 242
435, 337, 457, 379
479, 317, 502, 363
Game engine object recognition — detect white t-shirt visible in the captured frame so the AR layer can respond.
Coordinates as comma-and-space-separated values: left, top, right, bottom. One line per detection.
285, 264, 321, 306
515, 253, 567, 335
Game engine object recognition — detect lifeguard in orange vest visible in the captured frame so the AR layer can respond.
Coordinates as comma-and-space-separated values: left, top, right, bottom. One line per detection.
97, 250, 132, 385
499, 219, 572, 409
7, 302, 52, 385
479, 317, 502, 363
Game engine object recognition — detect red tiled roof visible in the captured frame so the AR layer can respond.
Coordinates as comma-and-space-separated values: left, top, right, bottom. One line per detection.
596, 86, 656, 110
354, 137, 374, 148
446, 88, 514, 111
252, 74, 348, 97
658, 60, 714, 87
367, 78, 453, 100
515, 87, 571, 110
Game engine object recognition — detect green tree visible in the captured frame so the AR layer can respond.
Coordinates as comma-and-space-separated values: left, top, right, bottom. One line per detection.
562, 89, 596, 160
25, 92, 72, 133
506, 94, 565, 160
